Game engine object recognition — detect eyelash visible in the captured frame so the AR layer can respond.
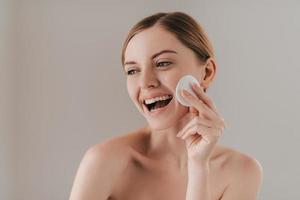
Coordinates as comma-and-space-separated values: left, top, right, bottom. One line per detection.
126, 61, 172, 75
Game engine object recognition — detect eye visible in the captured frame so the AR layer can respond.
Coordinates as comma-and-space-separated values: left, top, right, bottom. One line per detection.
126, 69, 138, 75
156, 61, 172, 67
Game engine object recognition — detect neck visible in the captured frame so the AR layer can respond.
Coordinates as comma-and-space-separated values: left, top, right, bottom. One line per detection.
144, 122, 189, 170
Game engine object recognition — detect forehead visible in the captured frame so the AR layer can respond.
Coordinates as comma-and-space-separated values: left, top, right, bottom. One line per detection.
124, 25, 187, 61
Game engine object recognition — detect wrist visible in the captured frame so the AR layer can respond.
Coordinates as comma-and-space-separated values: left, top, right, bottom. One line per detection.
188, 158, 210, 169
188, 160, 210, 173
186, 161, 212, 200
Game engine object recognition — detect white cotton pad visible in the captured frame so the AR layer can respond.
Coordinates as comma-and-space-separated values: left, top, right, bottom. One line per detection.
175, 75, 200, 107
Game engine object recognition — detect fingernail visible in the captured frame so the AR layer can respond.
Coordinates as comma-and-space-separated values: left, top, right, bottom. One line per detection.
192, 83, 198, 88
181, 134, 187, 140
182, 89, 190, 96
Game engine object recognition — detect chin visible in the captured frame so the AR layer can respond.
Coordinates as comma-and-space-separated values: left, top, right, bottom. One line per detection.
146, 118, 175, 130
145, 107, 188, 131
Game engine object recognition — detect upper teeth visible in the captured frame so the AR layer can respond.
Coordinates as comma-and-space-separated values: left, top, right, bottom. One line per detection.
144, 95, 172, 105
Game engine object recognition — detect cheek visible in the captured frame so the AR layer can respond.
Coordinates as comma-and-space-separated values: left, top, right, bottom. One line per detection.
160, 71, 183, 92
126, 79, 138, 101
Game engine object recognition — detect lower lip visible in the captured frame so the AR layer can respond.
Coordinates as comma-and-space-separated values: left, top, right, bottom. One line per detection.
144, 98, 174, 116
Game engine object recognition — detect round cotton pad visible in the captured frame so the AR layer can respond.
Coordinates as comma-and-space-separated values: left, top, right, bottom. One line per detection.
175, 75, 200, 107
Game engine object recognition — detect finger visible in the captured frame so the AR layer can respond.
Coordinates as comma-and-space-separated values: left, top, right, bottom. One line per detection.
189, 106, 198, 114
181, 124, 221, 143
199, 128, 221, 144
179, 123, 202, 140
177, 111, 198, 129
181, 89, 227, 129
176, 116, 213, 137
191, 83, 220, 115
191, 84, 227, 128
181, 89, 218, 120
177, 116, 225, 139
189, 106, 227, 129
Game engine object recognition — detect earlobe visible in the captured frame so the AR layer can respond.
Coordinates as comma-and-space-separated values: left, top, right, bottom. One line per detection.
200, 84, 207, 93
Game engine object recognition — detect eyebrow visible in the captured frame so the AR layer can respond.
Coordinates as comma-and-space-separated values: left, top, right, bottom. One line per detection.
124, 49, 177, 67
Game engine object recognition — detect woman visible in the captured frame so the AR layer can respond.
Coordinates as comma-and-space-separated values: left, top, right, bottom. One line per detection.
69, 12, 263, 200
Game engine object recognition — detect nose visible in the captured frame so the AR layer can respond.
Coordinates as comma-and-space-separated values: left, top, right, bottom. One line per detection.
140, 68, 160, 89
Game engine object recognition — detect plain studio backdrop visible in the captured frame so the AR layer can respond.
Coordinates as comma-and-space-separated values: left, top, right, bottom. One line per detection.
1, 0, 299, 199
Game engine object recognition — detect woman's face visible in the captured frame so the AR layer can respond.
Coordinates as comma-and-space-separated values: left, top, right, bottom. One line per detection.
124, 25, 207, 130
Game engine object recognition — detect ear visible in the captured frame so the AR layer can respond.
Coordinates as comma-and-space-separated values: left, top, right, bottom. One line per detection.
201, 58, 217, 90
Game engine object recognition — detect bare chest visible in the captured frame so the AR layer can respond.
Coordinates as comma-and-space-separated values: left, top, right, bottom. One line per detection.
110, 166, 186, 200
109, 159, 226, 200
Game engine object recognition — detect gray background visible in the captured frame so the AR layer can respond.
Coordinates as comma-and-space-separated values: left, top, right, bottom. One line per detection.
1, 0, 299, 199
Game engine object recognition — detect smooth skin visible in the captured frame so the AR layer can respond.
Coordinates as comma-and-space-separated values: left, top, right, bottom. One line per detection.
69, 24, 263, 200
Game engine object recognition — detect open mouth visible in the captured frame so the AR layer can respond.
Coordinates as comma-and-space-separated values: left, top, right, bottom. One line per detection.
144, 95, 173, 112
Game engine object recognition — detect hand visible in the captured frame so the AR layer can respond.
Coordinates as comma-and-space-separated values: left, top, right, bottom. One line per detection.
176, 83, 227, 164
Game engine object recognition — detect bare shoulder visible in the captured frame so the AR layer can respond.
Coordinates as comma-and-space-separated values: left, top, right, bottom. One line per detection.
97, 126, 149, 155
84, 126, 149, 172
215, 145, 263, 199
85, 127, 147, 169
214, 145, 263, 180
69, 129, 145, 200
220, 145, 263, 178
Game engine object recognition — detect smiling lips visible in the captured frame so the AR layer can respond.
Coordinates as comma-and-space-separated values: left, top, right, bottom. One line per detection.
143, 94, 173, 112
